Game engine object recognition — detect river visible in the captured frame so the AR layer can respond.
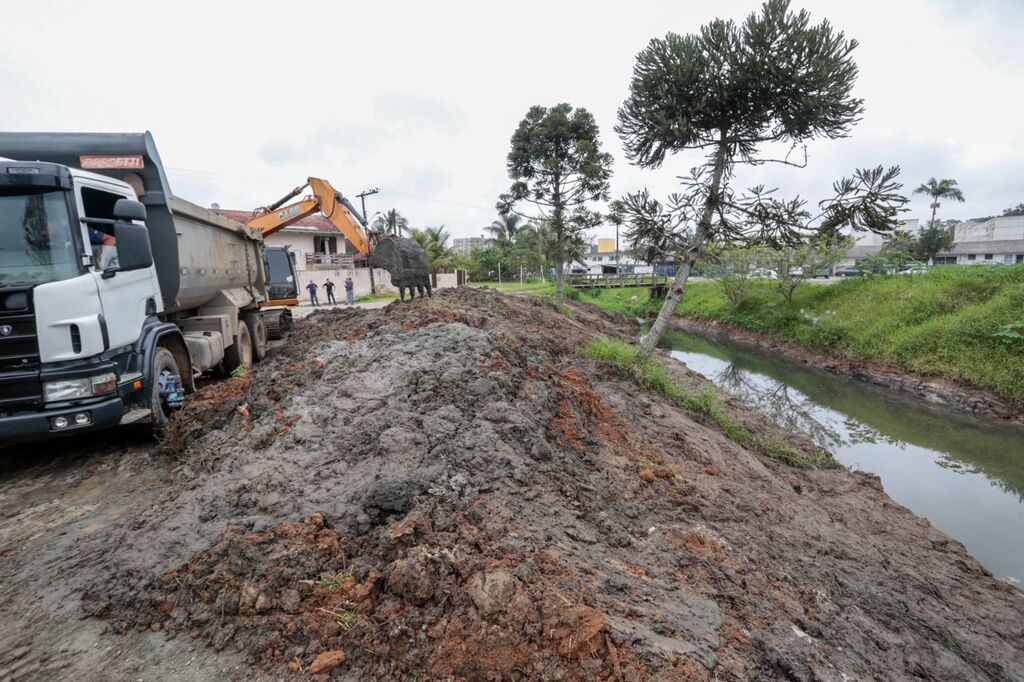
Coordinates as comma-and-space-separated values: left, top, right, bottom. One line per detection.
659, 328, 1024, 583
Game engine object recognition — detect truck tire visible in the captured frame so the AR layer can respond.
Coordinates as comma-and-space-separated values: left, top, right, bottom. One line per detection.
244, 313, 268, 361
223, 320, 253, 373
151, 347, 181, 430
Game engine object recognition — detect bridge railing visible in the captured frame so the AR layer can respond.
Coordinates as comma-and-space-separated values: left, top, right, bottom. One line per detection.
567, 272, 669, 289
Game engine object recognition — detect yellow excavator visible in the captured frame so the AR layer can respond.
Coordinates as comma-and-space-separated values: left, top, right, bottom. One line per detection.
247, 178, 432, 302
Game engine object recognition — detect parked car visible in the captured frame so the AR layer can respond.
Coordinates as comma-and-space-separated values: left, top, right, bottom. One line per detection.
750, 268, 778, 279
788, 266, 804, 276
835, 267, 863, 277
898, 266, 929, 275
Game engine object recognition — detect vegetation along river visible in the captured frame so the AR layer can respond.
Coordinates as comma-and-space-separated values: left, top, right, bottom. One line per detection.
661, 328, 1024, 584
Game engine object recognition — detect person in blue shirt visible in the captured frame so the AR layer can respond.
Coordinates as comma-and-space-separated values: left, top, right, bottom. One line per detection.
305, 280, 319, 306
88, 226, 116, 247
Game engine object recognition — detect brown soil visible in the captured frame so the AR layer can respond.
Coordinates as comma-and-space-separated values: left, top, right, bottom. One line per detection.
1, 288, 1021, 681
671, 316, 1024, 425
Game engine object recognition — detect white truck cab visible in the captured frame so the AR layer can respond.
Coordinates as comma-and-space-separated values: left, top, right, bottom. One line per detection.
0, 132, 296, 444
34, 168, 162, 364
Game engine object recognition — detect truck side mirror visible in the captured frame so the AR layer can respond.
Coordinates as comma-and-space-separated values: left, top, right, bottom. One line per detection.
113, 198, 147, 222
102, 222, 154, 278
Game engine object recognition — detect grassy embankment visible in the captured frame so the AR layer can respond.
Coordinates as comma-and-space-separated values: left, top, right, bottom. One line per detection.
474, 280, 551, 293
579, 337, 839, 469
568, 266, 1024, 409
355, 294, 399, 304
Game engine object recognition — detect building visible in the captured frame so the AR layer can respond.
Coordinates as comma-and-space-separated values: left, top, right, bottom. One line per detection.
451, 234, 493, 253
840, 216, 1024, 268
574, 236, 652, 275
212, 208, 390, 299
943, 216, 1024, 265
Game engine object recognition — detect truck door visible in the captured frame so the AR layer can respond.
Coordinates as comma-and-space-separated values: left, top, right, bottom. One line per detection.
75, 184, 160, 349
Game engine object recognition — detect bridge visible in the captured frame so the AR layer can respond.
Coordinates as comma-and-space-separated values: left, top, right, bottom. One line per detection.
568, 272, 671, 291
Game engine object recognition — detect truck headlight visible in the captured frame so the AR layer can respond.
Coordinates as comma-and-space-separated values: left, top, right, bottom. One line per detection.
90, 372, 117, 395
43, 378, 91, 401
43, 372, 118, 402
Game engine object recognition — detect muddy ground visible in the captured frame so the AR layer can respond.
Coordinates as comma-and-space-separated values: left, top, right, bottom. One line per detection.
0, 288, 1021, 681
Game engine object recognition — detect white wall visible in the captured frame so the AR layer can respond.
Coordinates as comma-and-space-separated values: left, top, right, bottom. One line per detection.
296, 267, 393, 301
956, 216, 1024, 242
435, 273, 458, 289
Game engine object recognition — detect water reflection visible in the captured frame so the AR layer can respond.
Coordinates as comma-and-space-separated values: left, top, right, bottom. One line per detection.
660, 328, 1024, 582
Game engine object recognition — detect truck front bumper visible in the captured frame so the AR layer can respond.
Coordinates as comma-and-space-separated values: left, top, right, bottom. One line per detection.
0, 396, 125, 443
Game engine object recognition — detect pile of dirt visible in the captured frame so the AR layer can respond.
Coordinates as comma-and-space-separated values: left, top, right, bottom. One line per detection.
78, 288, 1021, 680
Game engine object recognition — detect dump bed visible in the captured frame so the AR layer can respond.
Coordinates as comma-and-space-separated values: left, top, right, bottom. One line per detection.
0, 131, 266, 314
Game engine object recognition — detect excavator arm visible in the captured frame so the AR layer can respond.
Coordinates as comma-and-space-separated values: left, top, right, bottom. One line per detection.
247, 177, 433, 301
246, 177, 371, 255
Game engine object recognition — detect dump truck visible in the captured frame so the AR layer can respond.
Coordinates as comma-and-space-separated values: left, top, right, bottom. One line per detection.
0, 132, 298, 441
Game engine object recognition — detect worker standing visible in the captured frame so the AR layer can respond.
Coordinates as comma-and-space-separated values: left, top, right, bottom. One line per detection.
306, 280, 319, 306
344, 276, 354, 305
324, 279, 337, 304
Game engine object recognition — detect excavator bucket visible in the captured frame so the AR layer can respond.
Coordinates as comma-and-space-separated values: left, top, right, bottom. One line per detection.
368, 236, 432, 301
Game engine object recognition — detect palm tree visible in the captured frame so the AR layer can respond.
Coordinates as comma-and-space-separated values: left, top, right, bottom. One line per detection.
410, 225, 455, 274
913, 178, 965, 226
485, 213, 531, 245
373, 209, 408, 236
883, 229, 918, 269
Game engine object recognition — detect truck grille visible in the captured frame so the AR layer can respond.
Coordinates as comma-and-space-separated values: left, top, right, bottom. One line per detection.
0, 371, 42, 409
0, 287, 41, 409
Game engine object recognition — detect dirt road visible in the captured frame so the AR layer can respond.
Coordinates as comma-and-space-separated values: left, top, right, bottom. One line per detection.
1, 289, 1021, 680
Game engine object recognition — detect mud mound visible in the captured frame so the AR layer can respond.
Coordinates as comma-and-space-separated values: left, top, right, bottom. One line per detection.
82, 288, 1022, 681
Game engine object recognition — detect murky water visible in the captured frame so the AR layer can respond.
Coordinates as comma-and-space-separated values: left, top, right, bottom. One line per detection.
660, 329, 1024, 583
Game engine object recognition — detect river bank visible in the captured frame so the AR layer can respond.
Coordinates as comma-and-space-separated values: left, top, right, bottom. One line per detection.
672, 267, 1024, 415
657, 325, 1024, 582
670, 316, 1024, 425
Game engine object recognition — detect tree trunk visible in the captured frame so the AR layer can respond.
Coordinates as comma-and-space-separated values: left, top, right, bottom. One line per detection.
638, 134, 729, 358
640, 250, 697, 356
555, 263, 565, 299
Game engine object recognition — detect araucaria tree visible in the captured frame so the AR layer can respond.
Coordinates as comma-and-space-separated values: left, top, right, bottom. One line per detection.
616, 0, 907, 356
498, 103, 613, 300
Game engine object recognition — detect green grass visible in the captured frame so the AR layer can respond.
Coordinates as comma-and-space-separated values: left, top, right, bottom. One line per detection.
579, 337, 839, 469
668, 265, 1024, 409
580, 336, 680, 398
475, 279, 551, 293
355, 293, 399, 304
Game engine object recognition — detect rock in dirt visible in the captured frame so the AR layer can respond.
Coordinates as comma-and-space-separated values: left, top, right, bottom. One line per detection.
309, 649, 346, 674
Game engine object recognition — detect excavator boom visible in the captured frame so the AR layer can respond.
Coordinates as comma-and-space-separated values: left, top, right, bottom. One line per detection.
247, 178, 371, 255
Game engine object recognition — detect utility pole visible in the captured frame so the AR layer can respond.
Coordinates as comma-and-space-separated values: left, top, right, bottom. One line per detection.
356, 188, 379, 225
615, 223, 620, 275
357, 188, 380, 294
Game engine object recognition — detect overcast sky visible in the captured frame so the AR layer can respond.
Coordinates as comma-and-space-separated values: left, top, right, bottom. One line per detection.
1, 0, 1021, 240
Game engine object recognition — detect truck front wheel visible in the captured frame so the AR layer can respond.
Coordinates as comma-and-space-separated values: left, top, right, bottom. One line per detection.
151, 347, 184, 429
223, 321, 253, 373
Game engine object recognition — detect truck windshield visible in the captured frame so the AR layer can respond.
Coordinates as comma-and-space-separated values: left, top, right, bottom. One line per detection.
0, 189, 79, 286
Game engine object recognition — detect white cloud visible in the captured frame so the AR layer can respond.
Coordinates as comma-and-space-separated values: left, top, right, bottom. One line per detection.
0, 0, 1019, 239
